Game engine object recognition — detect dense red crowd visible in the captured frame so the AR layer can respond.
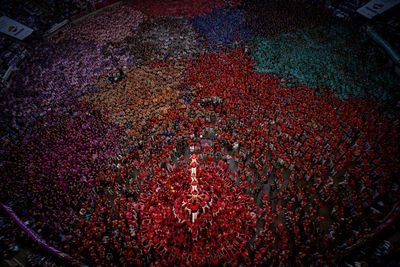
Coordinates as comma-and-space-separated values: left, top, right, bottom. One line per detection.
184, 49, 399, 264
57, 49, 399, 266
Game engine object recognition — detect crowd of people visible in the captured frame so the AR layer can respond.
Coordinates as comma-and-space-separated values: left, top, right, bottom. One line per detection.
0, 1, 399, 266
1, 6, 140, 137
43, 49, 397, 266
80, 63, 187, 147
185, 49, 399, 265
243, 0, 333, 37
0, 105, 122, 250
53, 4, 144, 44
192, 8, 251, 51
131, 0, 241, 18
252, 24, 399, 102
119, 17, 204, 64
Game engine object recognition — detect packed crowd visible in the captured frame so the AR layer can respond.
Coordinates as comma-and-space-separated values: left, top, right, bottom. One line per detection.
192, 8, 251, 51
185, 49, 399, 265
131, 0, 241, 18
55, 49, 399, 266
252, 25, 400, 101
0, 40, 132, 135
0, 106, 122, 248
0, 1, 399, 266
0, 6, 141, 136
53, 4, 145, 44
243, 0, 333, 37
80, 63, 186, 147
119, 17, 204, 64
